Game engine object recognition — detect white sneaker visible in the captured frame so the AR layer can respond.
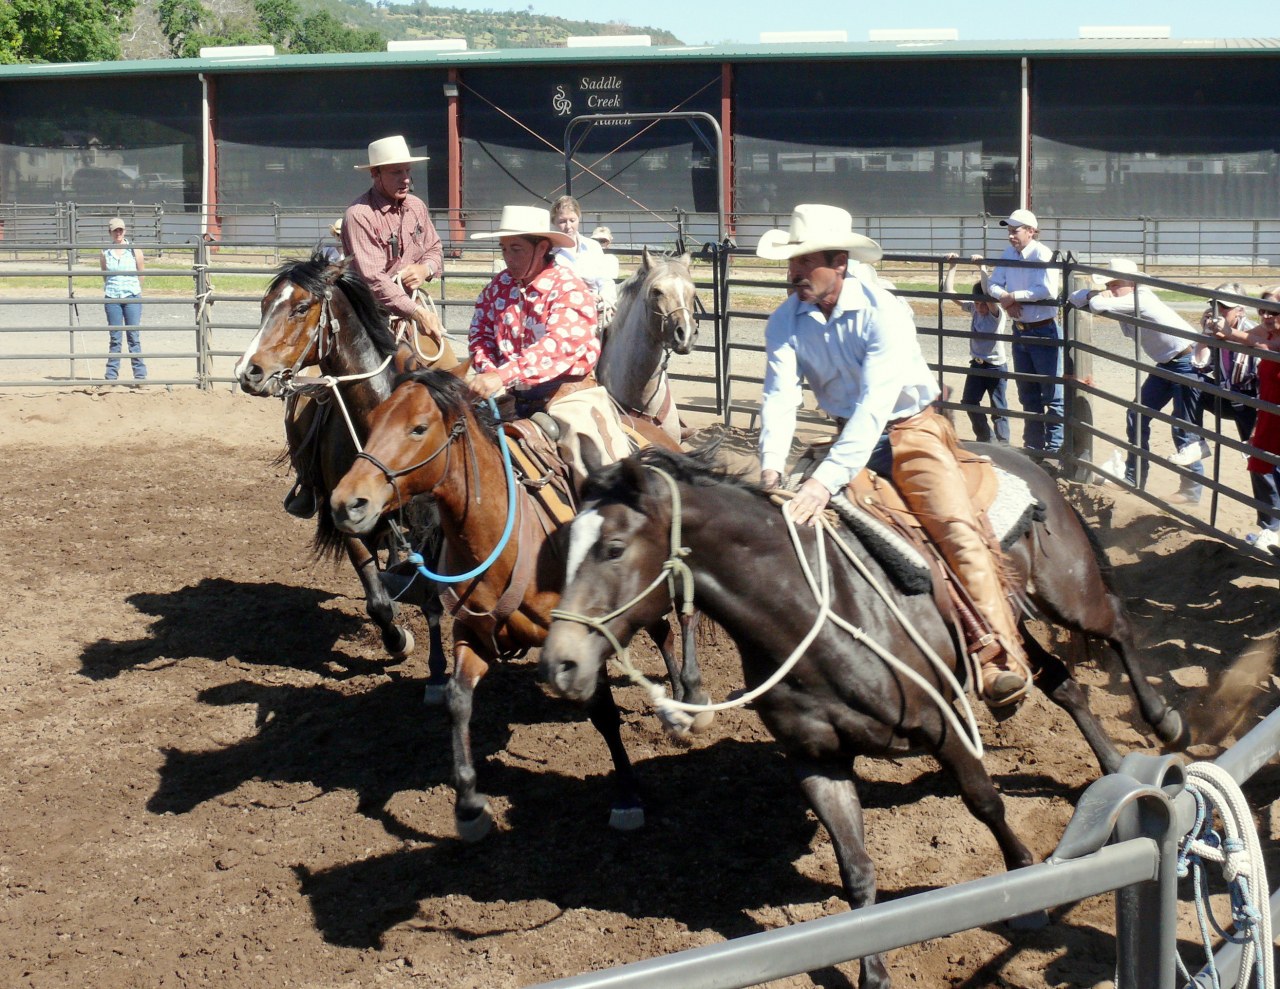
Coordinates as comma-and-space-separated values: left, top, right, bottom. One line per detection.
1247, 529, 1280, 552
1169, 440, 1211, 467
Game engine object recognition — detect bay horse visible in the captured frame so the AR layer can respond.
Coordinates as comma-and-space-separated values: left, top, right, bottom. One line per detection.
595, 247, 699, 445
328, 370, 710, 841
539, 444, 1189, 989
233, 253, 450, 691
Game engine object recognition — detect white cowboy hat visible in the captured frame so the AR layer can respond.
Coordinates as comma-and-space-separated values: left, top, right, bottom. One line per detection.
469, 205, 575, 248
1092, 257, 1140, 285
354, 135, 428, 170
755, 204, 882, 262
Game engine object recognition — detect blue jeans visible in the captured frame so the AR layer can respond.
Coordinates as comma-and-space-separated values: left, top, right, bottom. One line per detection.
1125, 353, 1203, 500
105, 296, 146, 380
1249, 468, 1280, 530
961, 361, 1010, 444
1011, 322, 1063, 452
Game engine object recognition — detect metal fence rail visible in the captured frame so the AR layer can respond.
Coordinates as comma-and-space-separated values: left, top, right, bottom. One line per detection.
527, 705, 1280, 989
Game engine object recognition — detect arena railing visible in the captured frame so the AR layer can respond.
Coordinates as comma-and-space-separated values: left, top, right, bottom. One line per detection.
524, 702, 1280, 989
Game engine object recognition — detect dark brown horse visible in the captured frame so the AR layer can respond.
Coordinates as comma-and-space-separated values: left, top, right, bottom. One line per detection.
328, 370, 709, 840
539, 444, 1188, 989
234, 253, 451, 691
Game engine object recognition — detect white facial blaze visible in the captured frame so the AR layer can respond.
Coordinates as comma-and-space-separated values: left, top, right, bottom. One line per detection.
566, 510, 605, 586
234, 288, 288, 378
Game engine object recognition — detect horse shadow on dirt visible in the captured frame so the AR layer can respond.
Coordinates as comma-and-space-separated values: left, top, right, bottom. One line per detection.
78, 576, 389, 681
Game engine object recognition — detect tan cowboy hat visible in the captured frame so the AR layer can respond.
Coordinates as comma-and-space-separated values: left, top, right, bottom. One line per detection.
1091, 257, 1140, 286
354, 135, 428, 170
755, 204, 883, 262
469, 205, 575, 248
329, 218, 343, 237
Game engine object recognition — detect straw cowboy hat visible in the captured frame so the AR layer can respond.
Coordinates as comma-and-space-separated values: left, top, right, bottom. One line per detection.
329, 218, 343, 237
469, 205, 575, 248
755, 204, 882, 262
354, 135, 428, 170
1092, 257, 1141, 285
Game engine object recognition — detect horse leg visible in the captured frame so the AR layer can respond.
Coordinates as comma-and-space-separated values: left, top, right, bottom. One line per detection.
585, 668, 645, 831
421, 590, 449, 706
643, 615, 713, 733
448, 637, 493, 842
792, 758, 891, 989
1023, 629, 1124, 775
1098, 596, 1188, 749
346, 537, 414, 659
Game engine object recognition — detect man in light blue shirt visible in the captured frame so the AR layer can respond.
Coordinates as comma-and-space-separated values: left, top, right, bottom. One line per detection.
985, 209, 1063, 453
756, 204, 1030, 710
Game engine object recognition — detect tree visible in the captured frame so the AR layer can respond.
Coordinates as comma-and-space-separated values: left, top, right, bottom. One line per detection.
0, 0, 135, 64
291, 11, 383, 54
255, 0, 300, 47
157, 0, 208, 57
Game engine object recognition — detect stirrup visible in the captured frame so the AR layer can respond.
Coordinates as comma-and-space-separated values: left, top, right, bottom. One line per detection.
283, 481, 319, 519
530, 411, 561, 442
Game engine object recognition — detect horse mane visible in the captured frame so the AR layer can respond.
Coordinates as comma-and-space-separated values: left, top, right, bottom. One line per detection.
582, 441, 762, 505
395, 368, 499, 439
269, 252, 398, 359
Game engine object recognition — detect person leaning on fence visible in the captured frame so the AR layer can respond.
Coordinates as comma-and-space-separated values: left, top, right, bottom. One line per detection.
943, 253, 1010, 445
1196, 282, 1259, 446
100, 217, 147, 384
984, 209, 1063, 455
755, 203, 1031, 711
1069, 258, 1205, 506
467, 205, 630, 489
1214, 286, 1280, 551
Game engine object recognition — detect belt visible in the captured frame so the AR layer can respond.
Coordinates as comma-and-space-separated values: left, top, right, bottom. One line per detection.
514, 372, 597, 410
1013, 318, 1056, 331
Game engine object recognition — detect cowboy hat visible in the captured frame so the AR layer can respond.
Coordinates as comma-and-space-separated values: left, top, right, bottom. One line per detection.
329, 218, 343, 237
469, 205, 575, 248
1092, 257, 1140, 285
354, 135, 428, 170
755, 204, 882, 262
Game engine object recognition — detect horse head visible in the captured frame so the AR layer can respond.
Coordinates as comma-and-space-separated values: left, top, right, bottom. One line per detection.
641, 246, 699, 355
330, 370, 474, 536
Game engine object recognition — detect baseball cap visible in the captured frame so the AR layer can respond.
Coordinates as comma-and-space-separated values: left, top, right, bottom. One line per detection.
1000, 208, 1038, 229
108, 217, 126, 231
590, 225, 612, 243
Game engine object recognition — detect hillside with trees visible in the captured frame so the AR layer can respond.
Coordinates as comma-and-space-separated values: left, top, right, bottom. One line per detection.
1, 0, 683, 63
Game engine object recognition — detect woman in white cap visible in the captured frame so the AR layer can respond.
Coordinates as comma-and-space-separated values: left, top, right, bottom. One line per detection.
100, 217, 147, 383
756, 203, 1030, 710
469, 205, 629, 487
341, 135, 443, 346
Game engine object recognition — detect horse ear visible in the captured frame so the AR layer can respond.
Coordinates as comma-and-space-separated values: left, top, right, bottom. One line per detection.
679, 252, 691, 267
641, 245, 655, 271
447, 357, 472, 380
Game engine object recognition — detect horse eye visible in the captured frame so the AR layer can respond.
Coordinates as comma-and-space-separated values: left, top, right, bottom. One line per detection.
291, 304, 310, 318
604, 540, 626, 561
411, 423, 431, 437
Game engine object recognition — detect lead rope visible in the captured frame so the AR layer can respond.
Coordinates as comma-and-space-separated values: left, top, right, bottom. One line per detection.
553, 469, 984, 758
1176, 761, 1274, 989
393, 276, 447, 365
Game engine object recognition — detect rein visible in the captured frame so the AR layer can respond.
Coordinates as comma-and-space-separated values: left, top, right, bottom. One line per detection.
551, 467, 985, 756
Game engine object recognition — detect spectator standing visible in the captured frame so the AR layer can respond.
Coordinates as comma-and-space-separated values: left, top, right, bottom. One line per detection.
101, 217, 146, 383
590, 225, 621, 282
550, 195, 617, 326
1197, 282, 1259, 446
1068, 258, 1204, 505
944, 253, 1010, 444
320, 218, 344, 263
984, 209, 1062, 453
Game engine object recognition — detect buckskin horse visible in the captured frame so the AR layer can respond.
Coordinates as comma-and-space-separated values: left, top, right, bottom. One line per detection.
328, 369, 710, 841
234, 253, 451, 691
539, 444, 1189, 989
595, 247, 699, 445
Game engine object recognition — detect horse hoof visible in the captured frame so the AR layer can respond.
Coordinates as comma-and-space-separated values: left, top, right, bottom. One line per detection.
1007, 909, 1050, 931
1157, 708, 1189, 749
690, 709, 716, 733
609, 805, 645, 832
390, 627, 415, 660
422, 679, 448, 707
456, 803, 493, 843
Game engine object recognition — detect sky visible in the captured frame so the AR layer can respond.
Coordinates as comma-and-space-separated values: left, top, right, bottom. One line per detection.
389, 0, 1274, 45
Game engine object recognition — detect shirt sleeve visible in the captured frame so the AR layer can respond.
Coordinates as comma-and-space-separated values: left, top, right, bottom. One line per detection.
758, 307, 803, 477
468, 281, 501, 374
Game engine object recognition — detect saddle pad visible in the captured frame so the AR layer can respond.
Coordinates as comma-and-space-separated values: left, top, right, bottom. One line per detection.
792, 468, 1039, 595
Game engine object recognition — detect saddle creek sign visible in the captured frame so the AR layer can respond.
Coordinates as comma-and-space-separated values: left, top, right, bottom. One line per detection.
553, 75, 632, 124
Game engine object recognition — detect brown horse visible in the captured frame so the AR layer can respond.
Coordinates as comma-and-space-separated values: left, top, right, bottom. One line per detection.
539, 444, 1189, 989
234, 253, 452, 690
328, 370, 709, 841
596, 247, 699, 445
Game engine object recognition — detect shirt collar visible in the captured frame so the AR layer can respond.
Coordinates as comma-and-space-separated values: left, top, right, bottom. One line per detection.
368, 186, 402, 213
795, 274, 869, 321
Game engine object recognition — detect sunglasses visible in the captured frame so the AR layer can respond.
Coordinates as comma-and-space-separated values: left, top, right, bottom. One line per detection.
1258, 309, 1280, 320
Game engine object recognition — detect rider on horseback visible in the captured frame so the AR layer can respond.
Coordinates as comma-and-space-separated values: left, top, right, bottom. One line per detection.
755, 204, 1031, 711
467, 205, 630, 490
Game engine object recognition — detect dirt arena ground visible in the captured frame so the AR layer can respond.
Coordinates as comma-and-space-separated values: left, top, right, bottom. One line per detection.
1, 387, 1278, 989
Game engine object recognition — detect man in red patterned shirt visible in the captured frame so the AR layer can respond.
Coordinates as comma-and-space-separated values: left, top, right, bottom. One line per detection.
341, 135, 443, 345
469, 205, 629, 486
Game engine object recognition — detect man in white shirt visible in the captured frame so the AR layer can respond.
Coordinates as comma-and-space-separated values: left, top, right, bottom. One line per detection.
1069, 258, 1204, 505
985, 209, 1063, 454
757, 204, 1030, 710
